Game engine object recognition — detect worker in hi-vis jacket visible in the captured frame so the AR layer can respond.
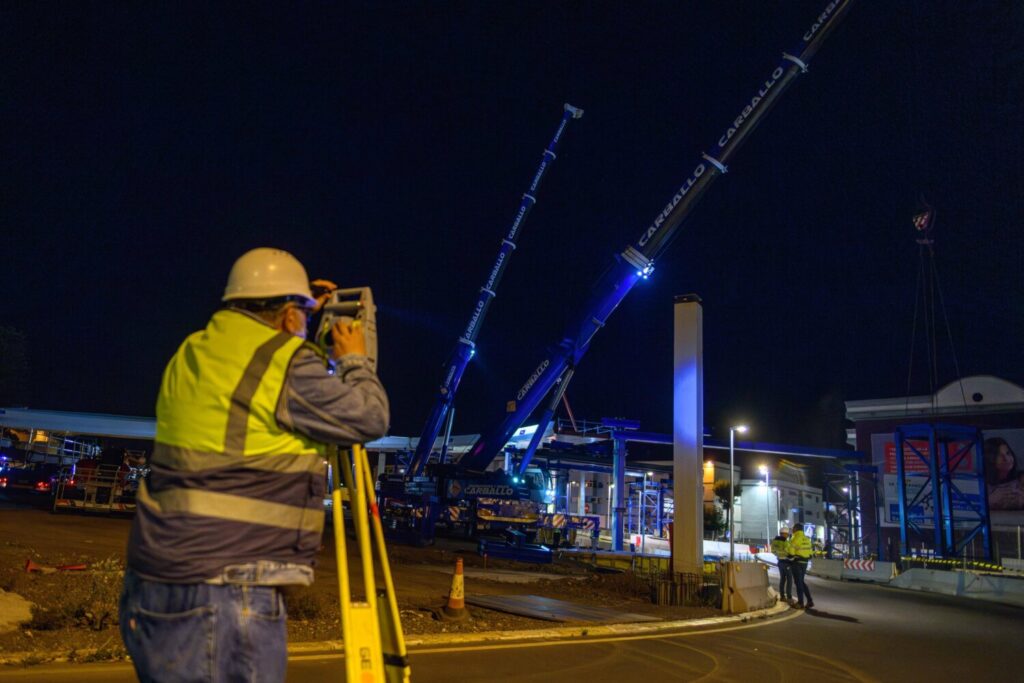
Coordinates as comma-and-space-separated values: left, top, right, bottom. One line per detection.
771, 528, 793, 603
787, 527, 815, 609
119, 248, 389, 682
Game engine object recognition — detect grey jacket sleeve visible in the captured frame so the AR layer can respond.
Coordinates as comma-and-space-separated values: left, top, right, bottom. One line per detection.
276, 347, 390, 446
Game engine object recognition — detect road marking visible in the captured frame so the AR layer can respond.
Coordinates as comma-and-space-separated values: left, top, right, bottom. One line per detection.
650, 639, 721, 680
725, 633, 879, 683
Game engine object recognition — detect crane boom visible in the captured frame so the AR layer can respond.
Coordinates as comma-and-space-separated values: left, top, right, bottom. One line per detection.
459, 0, 855, 473
409, 104, 584, 477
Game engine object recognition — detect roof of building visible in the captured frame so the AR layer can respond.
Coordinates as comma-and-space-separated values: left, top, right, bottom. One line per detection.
845, 375, 1024, 422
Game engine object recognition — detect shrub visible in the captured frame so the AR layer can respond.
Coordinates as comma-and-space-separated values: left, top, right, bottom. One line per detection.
27, 558, 123, 631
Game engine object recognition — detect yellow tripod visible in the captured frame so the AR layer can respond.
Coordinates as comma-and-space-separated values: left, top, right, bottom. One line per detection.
330, 443, 410, 683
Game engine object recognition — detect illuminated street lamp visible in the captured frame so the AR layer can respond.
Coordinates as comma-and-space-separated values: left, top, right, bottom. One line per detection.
729, 424, 748, 562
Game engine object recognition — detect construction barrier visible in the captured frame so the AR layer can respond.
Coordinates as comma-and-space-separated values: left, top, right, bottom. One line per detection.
808, 558, 844, 580
890, 568, 1024, 608
841, 559, 897, 583
722, 561, 772, 614
1004, 558, 1024, 571
900, 555, 1004, 573
959, 571, 1024, 607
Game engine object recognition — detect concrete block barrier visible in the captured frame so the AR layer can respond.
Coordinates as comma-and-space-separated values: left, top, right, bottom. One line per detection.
890, 568, 1024, 607
840, 559, 896, 583
808, 558, 844, 580
722, 561, 772, 613
960, 571, 1024, 608
890, 568, 961, 595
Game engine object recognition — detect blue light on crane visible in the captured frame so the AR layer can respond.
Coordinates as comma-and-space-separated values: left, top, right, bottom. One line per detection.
512, 476, 520, 484
635, 263, 655, 280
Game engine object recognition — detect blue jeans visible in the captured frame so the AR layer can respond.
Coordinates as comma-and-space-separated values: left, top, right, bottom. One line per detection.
790, 560, 812, 606
777, 559, 793, 600
119, 569, 288, 683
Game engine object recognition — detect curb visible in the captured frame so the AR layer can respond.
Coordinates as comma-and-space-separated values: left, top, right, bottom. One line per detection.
0, 601, 790, 667
288, 600, 790, 655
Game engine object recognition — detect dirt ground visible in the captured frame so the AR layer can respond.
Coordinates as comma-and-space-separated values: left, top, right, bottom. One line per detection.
0, 506, 716, 664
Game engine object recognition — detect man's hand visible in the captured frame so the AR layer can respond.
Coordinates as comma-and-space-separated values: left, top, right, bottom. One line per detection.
331, 320, 366, 358
310, 279, 338, 313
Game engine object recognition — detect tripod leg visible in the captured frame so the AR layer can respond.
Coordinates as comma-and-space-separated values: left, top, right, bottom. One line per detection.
330, 446, 354, 648
356, 445, 411, 683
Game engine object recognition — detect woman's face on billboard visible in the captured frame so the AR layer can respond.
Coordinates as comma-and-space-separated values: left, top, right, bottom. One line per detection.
995, 444, 1015, 477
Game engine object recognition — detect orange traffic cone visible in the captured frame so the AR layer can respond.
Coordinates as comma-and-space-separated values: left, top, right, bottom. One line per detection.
443, 557, 469, 620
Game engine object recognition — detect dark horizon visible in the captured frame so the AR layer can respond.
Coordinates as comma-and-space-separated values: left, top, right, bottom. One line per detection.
3, 2, 1022, 451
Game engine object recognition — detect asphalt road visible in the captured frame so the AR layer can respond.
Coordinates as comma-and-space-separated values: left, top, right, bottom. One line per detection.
3, 574, 1022, 682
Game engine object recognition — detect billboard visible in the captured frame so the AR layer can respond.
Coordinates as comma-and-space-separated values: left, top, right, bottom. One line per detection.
983, 429, 1024, 526
871, 429, 1024, 528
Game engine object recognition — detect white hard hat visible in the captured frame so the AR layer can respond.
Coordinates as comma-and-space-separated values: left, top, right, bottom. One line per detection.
222, 248, 315, 306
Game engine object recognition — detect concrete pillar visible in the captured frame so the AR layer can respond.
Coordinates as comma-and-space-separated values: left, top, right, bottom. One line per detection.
613, 438, 626, 551
673, 294, 704, 576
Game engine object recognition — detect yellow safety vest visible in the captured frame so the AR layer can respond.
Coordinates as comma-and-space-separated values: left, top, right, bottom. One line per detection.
788, 532, 813, 561
128, 309, 329, 582
771, 537, 790, 559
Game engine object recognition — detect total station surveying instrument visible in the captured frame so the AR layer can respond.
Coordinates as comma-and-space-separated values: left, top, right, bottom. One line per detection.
316, 286, 409, 683
316, 286, 379, 372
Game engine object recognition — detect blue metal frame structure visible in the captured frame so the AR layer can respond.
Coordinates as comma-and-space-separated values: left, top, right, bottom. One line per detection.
895, 423, 991, 559
409, 104, 584, 477
458, 0, 856, 475
823, 463, 879, 560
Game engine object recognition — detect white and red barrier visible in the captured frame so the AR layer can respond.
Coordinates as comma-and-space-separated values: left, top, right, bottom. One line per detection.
842, 559, 896, 583
844, 559, 875, 572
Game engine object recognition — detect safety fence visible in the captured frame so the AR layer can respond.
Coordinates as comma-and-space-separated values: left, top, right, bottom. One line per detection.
652, 570, 723, 608
899, 556, 1004, 573
560, 550, 726, 607
564, 550, 721, 578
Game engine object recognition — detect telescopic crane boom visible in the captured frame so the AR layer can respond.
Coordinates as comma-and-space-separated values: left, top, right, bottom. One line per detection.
460, 0, 856, 474
408, 104, 583, 477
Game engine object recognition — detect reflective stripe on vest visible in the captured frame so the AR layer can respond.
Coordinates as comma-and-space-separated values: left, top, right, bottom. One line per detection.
155, 309, 324, 458
129, 309, 328, 581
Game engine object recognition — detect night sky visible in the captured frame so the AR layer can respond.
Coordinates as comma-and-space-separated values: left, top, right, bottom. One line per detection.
3, 2, 1022, 451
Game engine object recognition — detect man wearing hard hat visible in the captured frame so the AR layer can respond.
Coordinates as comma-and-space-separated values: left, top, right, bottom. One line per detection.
119, 248, 389, 682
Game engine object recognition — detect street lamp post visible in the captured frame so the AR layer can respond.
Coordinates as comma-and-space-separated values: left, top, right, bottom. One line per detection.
729, 425, 748, 562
